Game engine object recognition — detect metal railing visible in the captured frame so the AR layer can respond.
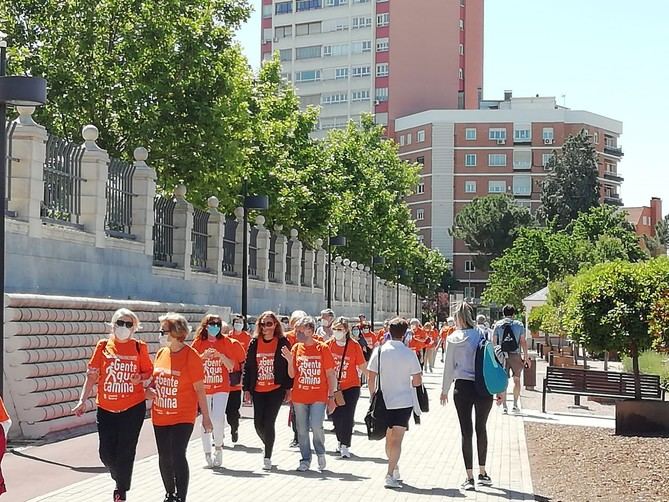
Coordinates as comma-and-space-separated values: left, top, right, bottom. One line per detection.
190, 207, 210, 271
105, 157, 136, 238
248, 226, 259, 278
5, 121, 17, 216
41, 134, 85, 226
152, 196, 177, 266
285, 240, 293, 284
300, 247, 307, 286
268, 233, 277, 282
222, 216, 237, 275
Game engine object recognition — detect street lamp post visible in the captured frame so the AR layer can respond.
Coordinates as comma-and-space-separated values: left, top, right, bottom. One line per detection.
241, 179, 268, 318
370, 256, 385, 329
0, 37, 47, 397
396, 268, 406, 316
326, 229, 346, 309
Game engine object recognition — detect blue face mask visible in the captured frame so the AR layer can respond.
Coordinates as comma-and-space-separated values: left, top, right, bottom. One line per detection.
207, 325, 221, 336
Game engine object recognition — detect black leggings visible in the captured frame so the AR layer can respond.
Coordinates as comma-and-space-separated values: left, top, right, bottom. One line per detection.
154, 423, 194, 500
97, 401, 146, 493
331, 386, 361, 447
252, 388, 285, 458
226, 390, 242, 434
453, 379, 493, 470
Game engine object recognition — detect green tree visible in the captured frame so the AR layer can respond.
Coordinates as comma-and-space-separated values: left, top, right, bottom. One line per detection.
449, 194, 534, 270
538, 130, 601, 229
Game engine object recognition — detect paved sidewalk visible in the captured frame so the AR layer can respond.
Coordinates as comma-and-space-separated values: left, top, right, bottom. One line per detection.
27, 362, 535, 501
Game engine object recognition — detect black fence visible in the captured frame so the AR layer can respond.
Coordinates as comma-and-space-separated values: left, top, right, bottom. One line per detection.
300, 247, 307, 286
105, 157, 136, 238
5, 121, 17, 216
249, 226, 259, 278
222, 215, 237, 275
152, 195, 177, 266
268, 233, 277, 282
191, 207, 210, 271
285, 240, 293, 284
41, 134, 85, 226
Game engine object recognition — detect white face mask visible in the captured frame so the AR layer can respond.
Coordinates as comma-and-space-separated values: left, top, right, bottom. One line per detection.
333, 330, 346, 341
159, 334, 170, 347
233, 323, 244, 332
114, 326, 132, 340
321, 318, 332, 328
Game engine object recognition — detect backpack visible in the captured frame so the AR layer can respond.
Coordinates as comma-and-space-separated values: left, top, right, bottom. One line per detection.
500, 323, 519, 353
475, 336, 508, 397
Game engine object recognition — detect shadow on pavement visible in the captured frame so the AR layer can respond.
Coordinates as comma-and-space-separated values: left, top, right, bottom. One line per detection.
224, 443, 264, 454
338, 453, 387, 464
211, 467, 266, 478
10, 450, 107, 474
477, 486, 538, 500
399, 483, 465, 498
272, 467, 370, 482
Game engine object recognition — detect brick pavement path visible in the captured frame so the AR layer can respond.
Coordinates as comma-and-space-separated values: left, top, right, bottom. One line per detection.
27, 362, 535, 502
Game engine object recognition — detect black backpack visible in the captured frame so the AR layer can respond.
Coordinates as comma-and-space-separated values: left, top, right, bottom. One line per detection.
499, 323, 519, 353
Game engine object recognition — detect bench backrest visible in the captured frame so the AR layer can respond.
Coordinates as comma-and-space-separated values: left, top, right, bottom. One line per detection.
545, 366, 662, 399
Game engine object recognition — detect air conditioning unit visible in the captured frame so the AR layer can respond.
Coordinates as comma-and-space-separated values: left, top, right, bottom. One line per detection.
544, 138, 553, 145
496, 139, 506, 145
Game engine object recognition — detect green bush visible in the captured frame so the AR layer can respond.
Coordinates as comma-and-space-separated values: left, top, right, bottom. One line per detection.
622, 351, 669, 386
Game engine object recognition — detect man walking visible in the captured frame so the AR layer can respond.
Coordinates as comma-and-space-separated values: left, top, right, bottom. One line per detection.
368, 318, 422, 489
492, 305, 530, 413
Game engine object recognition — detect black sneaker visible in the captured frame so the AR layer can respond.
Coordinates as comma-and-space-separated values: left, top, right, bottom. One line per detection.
478, 473, 492, 486
163, 494, 176, 502
113, 489, 126, 502
289, 439, 299, 448
231, 430, 239, 443
461, 478, 476, 491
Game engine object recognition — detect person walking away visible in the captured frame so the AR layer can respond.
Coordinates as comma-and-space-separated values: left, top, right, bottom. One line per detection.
423, 322, 438, 372
440, 302, 499, 492
492, 304, 530, 414
242, 311, 292, 471
327, 317, 367, 458
408, 319, 428, 368
191, 315, 245, 468
439, 317, 456, 362
148, 313, 212, 502
72, 308, 153, 502
368, 318, 422, 489
281, 316, 337, 472
476, 314, 493, 342
316, 308, 335, 341
227, 314, 252, 443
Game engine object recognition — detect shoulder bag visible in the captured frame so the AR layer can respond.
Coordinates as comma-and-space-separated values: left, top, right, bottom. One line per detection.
365, 348, 388, 441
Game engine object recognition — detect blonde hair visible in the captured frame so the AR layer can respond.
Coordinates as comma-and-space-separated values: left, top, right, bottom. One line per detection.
110, 308, 141, 331
454, 302, 476, 330
424, 321, 433, 330
159, 312, 191, 342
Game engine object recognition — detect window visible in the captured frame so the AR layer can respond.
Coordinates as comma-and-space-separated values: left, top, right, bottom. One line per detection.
322, 92, 348, 105
465, 181, 477, 193
352, 16, 373, 29
351, 89, 370, 101
417, 129, 425, 142
513, 175, 532, 196
375, 87, 388, 102
352, 65, 371, 77
322, 43, 348, 57
263, 28, 273, 43
488, 128, 507, 141
514, 127, 531, 142
399, 135, 405, 146
275, 25, 293, 39
605, 162, 616, 174
458, 68, 464, 80
416, 183, 425, 194
376, 63, 389, 77
279, 49, 292, 62
416, 156, 425, 165
465, 153, 477, 167
513, 150, 532, 170
605, 135, 617, 148
377, 13, 389, 26
488, 180, 506, 193
407, 133, 412, 145
280, 72, 291, 82
262, 51, 272, 61
593, 132, 599, 144
459, 43, 464, 55
464, 286, 476, 300
275, 1, 293, 14
296, 45, 321, 60
465, 260, 476, 273
376, 38, 389, 52
352, 40, 372, 54
300, 94, 322, 107
326, 0, 348, 5
416, 208, 425, 221
417, 234, 424, 243
295, 70, 321, 82
459, 19, 464, 30
353, 0, 370, 3
488, 154, 507, 167
296, 22, 322, 36
296, 0, 322, 12
465, 128, 477, 140
542, 127, 554, 141
542, 153, 554, 169
335, 67, 349, 79
262, 4, 273, 17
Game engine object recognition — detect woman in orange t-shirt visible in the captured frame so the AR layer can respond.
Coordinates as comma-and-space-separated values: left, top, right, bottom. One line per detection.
226, 313, 251, 444
281, 316, 336, 472
72, 308, 153, 502
148, 313, 211, 502
191, 314, 245, 469
0, 396, 11, 496
327, 317, 367, 459
423, 322, 439, 373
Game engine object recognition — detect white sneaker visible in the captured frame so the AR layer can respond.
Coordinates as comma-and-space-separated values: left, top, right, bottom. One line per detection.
392, 466, 401, 481
204, 453, 214, 468
512, 405, 520, 413
213, 448, 223, 468
317, 454, 327, 471
296, 461, 310, 472
262, 458, 272, 471
340, 445, 351, 458
385, 474, 402, 489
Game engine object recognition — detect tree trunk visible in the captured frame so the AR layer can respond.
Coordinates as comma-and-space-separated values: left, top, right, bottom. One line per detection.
631, 343, 641, 400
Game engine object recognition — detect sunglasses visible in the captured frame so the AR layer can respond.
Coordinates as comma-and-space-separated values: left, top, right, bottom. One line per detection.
207, 321, 222, 327
260, 321, 275, 327
116, 320, 134, 328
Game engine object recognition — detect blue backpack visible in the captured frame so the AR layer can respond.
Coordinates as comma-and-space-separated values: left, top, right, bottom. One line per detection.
475, 334, 508, 397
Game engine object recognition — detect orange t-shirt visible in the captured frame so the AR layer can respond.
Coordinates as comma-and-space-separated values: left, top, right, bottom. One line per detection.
291, 342, 335, 404
88, 338, 153, 412
327, 338, 366, 390
285, 329, 296, 347
426, 329, 439, 348
0, 397, 9, 423
191, 336, 246, 394
362, 330, 378, 349
228, 331, 251, 392
440, 325, 455, 346
255, 337, 281, 393
151, 346, 205, 426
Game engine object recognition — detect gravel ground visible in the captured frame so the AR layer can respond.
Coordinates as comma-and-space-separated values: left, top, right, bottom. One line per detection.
525, 422, 669, 502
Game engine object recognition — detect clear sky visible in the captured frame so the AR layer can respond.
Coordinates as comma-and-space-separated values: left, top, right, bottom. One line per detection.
235, 0, 669, 210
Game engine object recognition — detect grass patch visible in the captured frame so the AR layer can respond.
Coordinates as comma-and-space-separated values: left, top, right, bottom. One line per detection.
622, 350, 669, 386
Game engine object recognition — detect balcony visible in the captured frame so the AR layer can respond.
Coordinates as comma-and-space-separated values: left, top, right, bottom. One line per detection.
604, 145, 624, 157
604, 171, 625, 183
604, 194, 624, 206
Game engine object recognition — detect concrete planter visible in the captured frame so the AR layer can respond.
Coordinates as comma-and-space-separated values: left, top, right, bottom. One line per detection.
615, 400, 669, 437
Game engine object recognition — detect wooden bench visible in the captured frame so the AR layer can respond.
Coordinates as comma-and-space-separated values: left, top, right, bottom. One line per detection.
542, 366, 666, 413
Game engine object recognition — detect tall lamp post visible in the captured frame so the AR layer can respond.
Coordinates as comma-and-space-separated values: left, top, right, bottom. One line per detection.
241, 179, 268, 318
0, 37, 47, 397
326, 229, 346, 309
370, 255, 385, 329
396, 268, 406, 316
414, 276, 424, 318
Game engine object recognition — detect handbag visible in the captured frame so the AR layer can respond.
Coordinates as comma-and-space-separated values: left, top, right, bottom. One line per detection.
365, 349, 387, 441
416, 384, 429, 413
333, 339, 349, 407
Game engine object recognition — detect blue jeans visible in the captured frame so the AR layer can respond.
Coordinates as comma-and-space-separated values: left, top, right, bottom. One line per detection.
293, 402, 326, 463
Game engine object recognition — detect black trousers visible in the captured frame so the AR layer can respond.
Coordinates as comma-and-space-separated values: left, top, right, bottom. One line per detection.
453, 379, 493, 470
97, 401, 146, 493
226, 390, 242, 434
154, 423, 194, 500
252, 388, 285, 458
331, 386, 360, 447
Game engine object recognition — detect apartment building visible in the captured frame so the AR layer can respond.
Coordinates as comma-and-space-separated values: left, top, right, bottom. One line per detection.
395, 93, 624, 300
625, 197, 663, 240
261, 0, 484, 136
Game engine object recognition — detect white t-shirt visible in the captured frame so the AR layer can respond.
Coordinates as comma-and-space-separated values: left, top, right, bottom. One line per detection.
367, 340, 422, 410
